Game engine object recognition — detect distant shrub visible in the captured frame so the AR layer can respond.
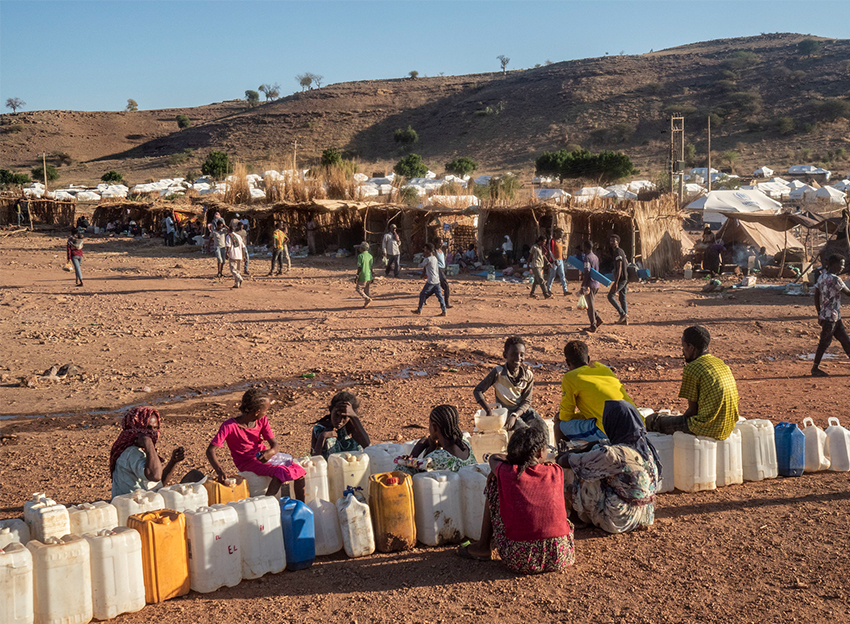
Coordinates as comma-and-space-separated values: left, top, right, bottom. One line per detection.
716, 79, 737, 93
723, 51, 761, 72
445, 157, 478, 176
802, 123, 815, 134
684, 143, 697, 166
489, 175, 520, 201
398, 186, 421, 206
201, 150, 230, 179
842, 59, 850, 75
800, 148, 813, 160
714, 176, 742, 190
176, 114, 191, 129
101, 170, 123, 183
745, 120, 764, 133
321, 148, 343, 167
31, 164, 59, 182
408, 70, 419, 79
168, 148, 195, 166
393, 153, 429, 178
126, 99, 138, 112
726, 91, 763, 115
708, 112, 723, 128
643, 82, 664, 95
5, 124, 24, 133
474, 101, 506, 117
833, 147, 847, 161
811, 99, 850, 122
393, 125, 419, 147
0, 169, 31, 186
245, 90, 260, 107
719, 69, 738, 81
797, 38, 821, 57
721, 151, 740, 167
774, 116, 795, 135
663, 104, 698, 116
51, 151, 73, 166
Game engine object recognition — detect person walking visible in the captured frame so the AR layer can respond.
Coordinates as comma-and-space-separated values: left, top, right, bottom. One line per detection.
306, 213, 318, 255
811, 255, 850, 377
528, 236, 552, 299
355, 242, 374, 308
236, 222, 250, 277
546, 228, 569, 296
382, 223, 401, 278
412, 244, 446, 316
164, 213, 175, 247
434, 236, 453, 308
581, 240, 604, 332
67, 230, 84, 287
607, 234, 629, 325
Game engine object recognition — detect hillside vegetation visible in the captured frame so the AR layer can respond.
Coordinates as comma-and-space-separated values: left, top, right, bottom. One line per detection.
2, 33, 849, 187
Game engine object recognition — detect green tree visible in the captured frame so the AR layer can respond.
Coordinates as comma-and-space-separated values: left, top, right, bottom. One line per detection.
393, 153, 429, 178
176, 114, 191, 129
535, 149, 570, 179
797, 38, 820, 57
259, 83, 280, 101
408, 70, 419, 79
398, 186, 421, 206
721, 150, 740, 168
497, 54, 510, 75
321, 148, 343, 167
245, 90, 260, 107
126, 99, 138, 112
32, 164, 59, 182
775, 116, 795, 135
445, 157, 478, 177
201, 151, 230, 179
537, 148, 636, 184
296, 74, 312, 91
5, 97, 25, 113
393, 125, 419, 148
812, 99, 850, 122
684, 143, 697, 166
489, 175, 520, 201
101, 170, 123, 183
0, 169, 31, 186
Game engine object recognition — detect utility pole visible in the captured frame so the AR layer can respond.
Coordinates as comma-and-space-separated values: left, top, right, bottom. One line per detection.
707, 115, 712, 193
42, 153, 48, 191
670, 115, 685, 205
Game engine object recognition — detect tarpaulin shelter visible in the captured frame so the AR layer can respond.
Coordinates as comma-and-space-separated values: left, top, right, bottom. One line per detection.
686, 190, 781, 226
716, 216, 803, 256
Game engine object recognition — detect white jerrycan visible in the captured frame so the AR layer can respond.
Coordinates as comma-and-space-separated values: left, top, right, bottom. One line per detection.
0, 519, 30, 549
28, 535, 92, 624
184, 504, 242, 593
227, 496, 286, 579
23, 494, 70, 543
336, 493, 375, 558
801, 417, 830, 472
0, 542, 33, 624
84, 527, 146, 620
112, 489, 165, 526
159, 482, 209, 512
459, 463, 491, 541
68, 501, 119, 535
308, 498, 343, 556
328, 452, 371, 502
825, 417, 850, 472
364, 443, 404, 476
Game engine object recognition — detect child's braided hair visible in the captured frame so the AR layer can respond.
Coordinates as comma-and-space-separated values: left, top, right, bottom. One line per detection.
240, 388, 269, 415
429, 404, 464, 448
506, 426, 547, 476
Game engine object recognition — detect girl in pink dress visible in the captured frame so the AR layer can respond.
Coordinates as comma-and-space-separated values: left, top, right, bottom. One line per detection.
206, 388, 305, 497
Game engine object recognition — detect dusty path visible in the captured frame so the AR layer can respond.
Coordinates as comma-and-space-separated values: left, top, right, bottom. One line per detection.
1, 232, 849, 623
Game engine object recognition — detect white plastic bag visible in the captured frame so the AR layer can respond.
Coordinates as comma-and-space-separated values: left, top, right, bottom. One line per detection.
577, 294, 588, 310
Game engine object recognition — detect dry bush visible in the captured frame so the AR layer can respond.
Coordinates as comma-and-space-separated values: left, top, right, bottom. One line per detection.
224, 163, 251, 204
324, 166, 358, 199
265, 175, 285, 202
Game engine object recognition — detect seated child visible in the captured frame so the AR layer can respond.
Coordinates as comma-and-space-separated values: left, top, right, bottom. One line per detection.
458, 426, 574, 574
473, 336, 544, 432
311, 392, 371, 459
110, 406, 185, 499
400, 405, 477, 474
207, 388, 305, 497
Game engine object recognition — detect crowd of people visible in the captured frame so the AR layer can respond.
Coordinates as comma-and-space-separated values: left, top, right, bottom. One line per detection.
109, 321, 749, 575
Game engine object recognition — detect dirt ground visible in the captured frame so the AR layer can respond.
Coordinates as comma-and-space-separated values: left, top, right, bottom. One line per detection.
2, 232, 849, 624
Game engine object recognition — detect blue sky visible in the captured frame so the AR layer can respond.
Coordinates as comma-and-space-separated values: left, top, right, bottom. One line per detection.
1, 0, 847, 112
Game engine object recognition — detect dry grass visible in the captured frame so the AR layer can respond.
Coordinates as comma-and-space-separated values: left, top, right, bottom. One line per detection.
224, 163, 251, 204
323, 166, 358, 200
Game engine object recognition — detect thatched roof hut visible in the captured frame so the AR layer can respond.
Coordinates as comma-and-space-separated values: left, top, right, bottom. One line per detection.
0, 195, 76, 228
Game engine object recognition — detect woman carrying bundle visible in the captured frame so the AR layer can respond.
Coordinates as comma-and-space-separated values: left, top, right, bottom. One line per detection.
561, 400, 660, 534
399, 405, 477, 474
458, 425, 574, 574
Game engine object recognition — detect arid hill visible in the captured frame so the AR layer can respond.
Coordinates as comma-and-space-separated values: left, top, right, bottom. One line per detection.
2, 33, 849, 187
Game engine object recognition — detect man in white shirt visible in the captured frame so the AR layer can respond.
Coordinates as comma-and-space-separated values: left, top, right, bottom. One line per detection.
164, 214, 175, 247
434, 236, 453, 308
382, 224, 401, 278
412, 243, 446, 316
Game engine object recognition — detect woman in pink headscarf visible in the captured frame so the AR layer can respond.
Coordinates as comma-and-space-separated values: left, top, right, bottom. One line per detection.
109, 406, 185, 498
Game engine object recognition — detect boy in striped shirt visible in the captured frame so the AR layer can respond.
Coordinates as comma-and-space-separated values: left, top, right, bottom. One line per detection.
473, 336, 545, 432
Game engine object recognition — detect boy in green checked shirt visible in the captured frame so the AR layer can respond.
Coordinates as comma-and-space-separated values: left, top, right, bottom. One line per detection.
645, 325, 739, 440
355, 241, 374, 308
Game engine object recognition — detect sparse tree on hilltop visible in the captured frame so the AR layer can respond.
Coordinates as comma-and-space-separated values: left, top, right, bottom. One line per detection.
409, 70, 419, 80
176, 114, 191, 129
126, 99, 138, 112
245, 90, 260, 107
308, 73, 324, 88
296, 74, 312, 91
258, 84, 280, 101
5, 97, 25, 113
497, 55, 510, 75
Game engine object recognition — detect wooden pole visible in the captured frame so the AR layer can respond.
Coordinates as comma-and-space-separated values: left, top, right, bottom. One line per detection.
42, 153, 48, 192
778, 216, 789, 279
706, 115, 712, 193
679, 118, 685, 205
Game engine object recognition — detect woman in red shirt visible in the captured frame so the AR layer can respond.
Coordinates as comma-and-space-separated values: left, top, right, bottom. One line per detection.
459, 426, 574, 574
67, 230, 84, 287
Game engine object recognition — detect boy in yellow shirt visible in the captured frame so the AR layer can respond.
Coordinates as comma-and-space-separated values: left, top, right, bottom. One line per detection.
558, 340, 634, 443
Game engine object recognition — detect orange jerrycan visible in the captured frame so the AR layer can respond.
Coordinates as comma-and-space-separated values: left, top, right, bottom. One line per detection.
203, 477, 249, 505
127, 510, 190, 603
368, 471, 416, 552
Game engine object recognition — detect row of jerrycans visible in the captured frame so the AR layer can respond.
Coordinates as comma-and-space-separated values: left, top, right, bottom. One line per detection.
645, 417, 850, 493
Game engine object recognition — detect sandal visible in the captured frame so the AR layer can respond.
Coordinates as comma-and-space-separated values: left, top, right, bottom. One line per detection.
456, 544, 491, 562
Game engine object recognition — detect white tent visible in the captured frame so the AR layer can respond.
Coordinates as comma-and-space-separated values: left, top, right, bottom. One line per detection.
534, 188, 571, 203
425, 195, 480, 209
604, 185, 638, 200
753, 166, 774, 178
789, 184, 817, 202
573, 186, 610, 203
684, 183, 704, 195
788, 164, 831, 180
831, 180, 850, 192
815, 185, 846, 204
686, 189, 781, 225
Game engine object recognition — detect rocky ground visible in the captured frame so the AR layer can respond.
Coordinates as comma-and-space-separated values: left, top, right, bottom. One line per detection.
1, 231, 849, 623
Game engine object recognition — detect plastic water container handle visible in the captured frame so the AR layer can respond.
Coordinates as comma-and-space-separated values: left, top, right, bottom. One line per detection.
802, 417, 814, 428
828, 417, 840, 427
